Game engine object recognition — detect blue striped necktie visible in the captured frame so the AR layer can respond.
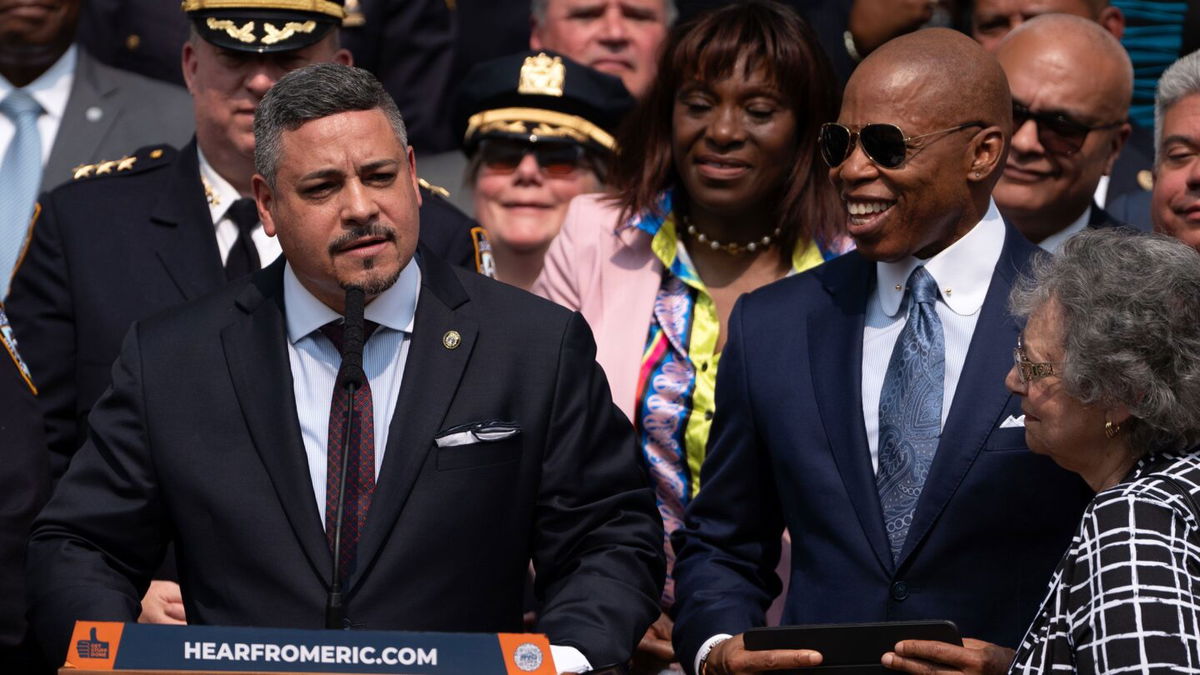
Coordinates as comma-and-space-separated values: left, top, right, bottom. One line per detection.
0, 90, 43, 294
876, 266, 945, 562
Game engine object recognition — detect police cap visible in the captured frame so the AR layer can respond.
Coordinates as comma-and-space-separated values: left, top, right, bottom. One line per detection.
457, 51, 635, 158
182, 0, 345, 54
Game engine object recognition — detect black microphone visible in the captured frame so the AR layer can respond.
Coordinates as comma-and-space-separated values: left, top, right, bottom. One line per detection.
325, 285, 366, 629
337, 286, 367, 389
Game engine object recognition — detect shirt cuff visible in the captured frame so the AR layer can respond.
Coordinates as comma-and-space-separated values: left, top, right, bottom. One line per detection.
550, 644, 592, 673
694, 634, 733, 675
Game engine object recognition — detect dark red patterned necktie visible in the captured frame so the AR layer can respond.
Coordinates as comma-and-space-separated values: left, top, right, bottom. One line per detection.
321, 320, 379, 583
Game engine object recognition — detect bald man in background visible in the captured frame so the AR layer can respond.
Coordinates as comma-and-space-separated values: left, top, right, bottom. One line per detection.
993, 15, 1134, 250
670, 28, 1090, 675
972, 0, 1159, 213
971, 0, 1124, 50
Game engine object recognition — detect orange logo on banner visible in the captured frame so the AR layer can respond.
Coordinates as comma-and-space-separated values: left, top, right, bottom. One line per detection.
64, 621, 124, 670
497, 633, 556, 675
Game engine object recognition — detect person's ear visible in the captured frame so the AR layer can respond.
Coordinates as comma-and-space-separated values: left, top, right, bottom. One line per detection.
407, 146, 422, 207
1103, 122, 1132, 175
1098, 6, 1126, 41
966, 125, 1006, 183
182, 41, 199, 95
252, 175, 278, 237
530, 15, 545, 50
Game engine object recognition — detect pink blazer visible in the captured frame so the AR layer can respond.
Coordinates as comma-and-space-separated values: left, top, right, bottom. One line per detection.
533, 194, 661, 421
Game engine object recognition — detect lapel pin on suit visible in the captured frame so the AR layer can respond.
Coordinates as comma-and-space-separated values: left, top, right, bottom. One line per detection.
443, 330, 461, 350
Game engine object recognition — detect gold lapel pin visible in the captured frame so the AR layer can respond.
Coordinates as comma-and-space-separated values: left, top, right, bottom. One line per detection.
443, 330, 462, 350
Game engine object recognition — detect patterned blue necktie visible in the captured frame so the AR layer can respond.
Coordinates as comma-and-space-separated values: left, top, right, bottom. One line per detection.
876, 266, 945, 562
0, 90, 43, 295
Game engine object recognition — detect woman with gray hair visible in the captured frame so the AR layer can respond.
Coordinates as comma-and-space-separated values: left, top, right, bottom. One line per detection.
883, 227, 1200, 674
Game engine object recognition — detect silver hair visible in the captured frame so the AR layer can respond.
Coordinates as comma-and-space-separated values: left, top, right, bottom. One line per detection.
1009, 228, 1200, 456
1155, 50, 1200, 164
531, 0, 678, 26
254, 63, 407, 187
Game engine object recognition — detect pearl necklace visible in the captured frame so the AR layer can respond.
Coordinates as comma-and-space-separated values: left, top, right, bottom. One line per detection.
684, 217, 783, 255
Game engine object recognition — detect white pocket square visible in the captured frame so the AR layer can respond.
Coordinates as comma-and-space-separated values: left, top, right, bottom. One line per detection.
999, 414, 1026, 429
434, 421, 521, 448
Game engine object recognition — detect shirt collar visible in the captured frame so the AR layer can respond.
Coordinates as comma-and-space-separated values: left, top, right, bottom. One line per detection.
283, 258, 422, 344
1037, 204, 1091, 253
621, 189, 675, 237
0, 45, 76, 123
196, 145, 244, 225
876, 199, 1006, 317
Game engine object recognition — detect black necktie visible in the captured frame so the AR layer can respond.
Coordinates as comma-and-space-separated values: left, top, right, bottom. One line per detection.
224, 198, 261, 280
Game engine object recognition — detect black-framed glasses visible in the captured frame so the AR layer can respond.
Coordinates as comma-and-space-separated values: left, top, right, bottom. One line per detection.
1013, 334, 1061, 384
818, 121, 984, 169
478, 138, 588, 177
1011, 101, 1125, 156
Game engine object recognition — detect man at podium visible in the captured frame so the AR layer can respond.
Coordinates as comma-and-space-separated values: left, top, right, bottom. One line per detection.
27, 63, 664, 673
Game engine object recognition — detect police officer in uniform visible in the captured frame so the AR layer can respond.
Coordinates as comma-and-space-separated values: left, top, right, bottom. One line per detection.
0, 312, 49, 673
7, 0, 486, 629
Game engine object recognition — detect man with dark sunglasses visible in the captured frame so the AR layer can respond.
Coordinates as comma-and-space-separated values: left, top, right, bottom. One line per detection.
671, 29, 1091, 675
993, 15, 1135, 251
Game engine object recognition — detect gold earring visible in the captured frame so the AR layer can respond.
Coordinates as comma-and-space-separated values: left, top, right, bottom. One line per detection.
1105, 420, 1121, 439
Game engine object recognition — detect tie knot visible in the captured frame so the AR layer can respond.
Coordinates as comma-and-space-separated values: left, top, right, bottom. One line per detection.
0, 90, 42, 121
907, 266, 939, 306
226, 198, 259, 234
320, 319, 380, 352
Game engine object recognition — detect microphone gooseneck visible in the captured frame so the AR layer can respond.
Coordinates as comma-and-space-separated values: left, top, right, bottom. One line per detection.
326, 285, 366, 630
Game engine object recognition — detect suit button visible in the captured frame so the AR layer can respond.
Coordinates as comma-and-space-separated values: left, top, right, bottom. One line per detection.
891, 581, 909, 601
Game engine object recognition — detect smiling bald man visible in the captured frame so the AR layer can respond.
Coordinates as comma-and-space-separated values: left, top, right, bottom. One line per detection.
670, 29, 1091, 675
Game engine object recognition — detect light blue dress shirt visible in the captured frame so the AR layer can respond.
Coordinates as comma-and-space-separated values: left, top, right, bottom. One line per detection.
283, 260, 420, 524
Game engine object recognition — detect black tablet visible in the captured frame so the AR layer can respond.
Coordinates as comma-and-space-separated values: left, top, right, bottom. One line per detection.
743, 620, 962, 674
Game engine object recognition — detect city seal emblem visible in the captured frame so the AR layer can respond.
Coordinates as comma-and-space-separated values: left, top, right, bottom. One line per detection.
513, 642, 544, 672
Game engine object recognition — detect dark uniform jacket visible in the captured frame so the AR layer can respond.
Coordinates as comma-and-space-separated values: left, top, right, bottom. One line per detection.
7, 138, 483, 484
0, 320, 49, 662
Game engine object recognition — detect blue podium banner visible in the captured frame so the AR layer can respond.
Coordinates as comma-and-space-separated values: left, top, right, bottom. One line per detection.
64, 621, 558, 674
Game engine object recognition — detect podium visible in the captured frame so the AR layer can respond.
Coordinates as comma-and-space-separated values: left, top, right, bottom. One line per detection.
61, 621, 559, 674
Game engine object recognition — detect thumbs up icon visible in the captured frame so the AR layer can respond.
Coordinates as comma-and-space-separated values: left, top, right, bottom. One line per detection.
76, 626, 110, 659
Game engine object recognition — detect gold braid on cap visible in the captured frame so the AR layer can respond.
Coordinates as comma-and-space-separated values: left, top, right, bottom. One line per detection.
465, 108, 616, 151
181, 0, 346, 19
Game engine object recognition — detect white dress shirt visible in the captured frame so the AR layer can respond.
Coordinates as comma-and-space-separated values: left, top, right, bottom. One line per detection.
861, 200, 1006, 472
197, 147, 283, 266
1036, 204, 1091, 254
694, 201, 1009, 674
283, 260, 419, 523
0, 45, 76, 167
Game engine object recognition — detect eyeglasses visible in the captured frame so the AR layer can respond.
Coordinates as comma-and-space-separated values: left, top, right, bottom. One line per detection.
818, 122, 984, 169
478, 138, 588, 177
1012, 334, 1061, 384
1011, 101, 1125, 156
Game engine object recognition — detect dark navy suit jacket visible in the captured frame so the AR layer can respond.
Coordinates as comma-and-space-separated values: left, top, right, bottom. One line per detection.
27, 252, 663, 668
671, 224, 1092, 672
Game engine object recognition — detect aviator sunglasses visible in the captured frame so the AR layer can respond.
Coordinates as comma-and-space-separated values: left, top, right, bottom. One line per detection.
478, 138, 588, 177
1011, 101, 1125, 156
819, 121, 984, 169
